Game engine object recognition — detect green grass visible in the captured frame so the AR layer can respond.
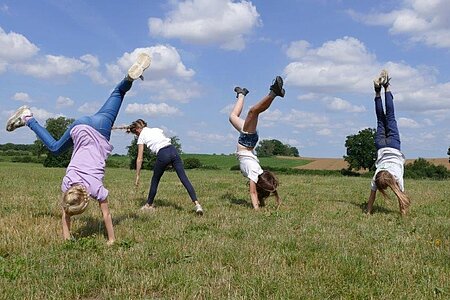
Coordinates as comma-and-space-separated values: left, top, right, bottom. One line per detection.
0, 162, 449, 299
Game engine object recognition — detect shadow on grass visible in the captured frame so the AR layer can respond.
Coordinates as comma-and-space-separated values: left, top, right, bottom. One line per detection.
220, 192, 252, 208
154, 198, 184, 211
357, 201, 395, 215
328, 199, 396, 215
75, 213, 140, 238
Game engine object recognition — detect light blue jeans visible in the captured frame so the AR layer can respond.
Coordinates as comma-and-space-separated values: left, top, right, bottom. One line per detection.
374, 91, 401, 151
27, 79, 132, 155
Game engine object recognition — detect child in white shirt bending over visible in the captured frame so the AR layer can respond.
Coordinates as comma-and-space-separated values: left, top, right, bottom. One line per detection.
127, 119, 203, 215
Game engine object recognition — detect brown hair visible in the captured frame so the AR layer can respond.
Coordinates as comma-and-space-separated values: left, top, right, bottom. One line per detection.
256, 170, 279, 206
126, 119, 147, 134
375, 171, 411, 215
62, 185, 90, 216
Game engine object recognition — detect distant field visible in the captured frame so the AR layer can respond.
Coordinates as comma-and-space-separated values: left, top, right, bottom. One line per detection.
0, 162, 448, 299
181, 153, 311, 169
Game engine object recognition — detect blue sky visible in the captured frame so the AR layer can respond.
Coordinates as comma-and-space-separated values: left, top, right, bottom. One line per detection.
1, 0, 450, 158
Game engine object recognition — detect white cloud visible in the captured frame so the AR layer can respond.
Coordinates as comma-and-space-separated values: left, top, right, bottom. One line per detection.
317, 128, 332, 136
398, 117, 420, 128
107, 46, 200, 102
284, 37, 377, 93
125, 102, 181, 116
348, 0, 450, 49
12, 92, 32, 103
0, 27, 39, 62
56, 96, 74, 108
283, 37, 450, 113
148, 0, 261, 50
29, 107, 62, 121
78, 102, 101, 114
0, 4, 9, 13
80, 54, 107, 84
16, 55, 86, 78
188, 130, 234, 143
283, 109, 330, 129
113, 46, 195, 80
326, 97, 366, 113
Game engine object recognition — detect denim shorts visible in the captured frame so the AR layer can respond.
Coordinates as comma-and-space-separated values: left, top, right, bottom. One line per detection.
238, 131, 259, 148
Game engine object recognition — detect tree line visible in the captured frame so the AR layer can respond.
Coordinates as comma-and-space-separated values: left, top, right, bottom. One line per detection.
2, 117, 300, 169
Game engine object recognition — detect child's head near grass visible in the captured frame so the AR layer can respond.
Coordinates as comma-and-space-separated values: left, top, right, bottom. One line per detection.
375, 170, 410, 214
256, 170, 279, 206
62, 184, 90, 216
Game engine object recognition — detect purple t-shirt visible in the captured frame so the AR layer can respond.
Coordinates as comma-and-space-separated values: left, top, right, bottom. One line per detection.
61, 124, 113, 201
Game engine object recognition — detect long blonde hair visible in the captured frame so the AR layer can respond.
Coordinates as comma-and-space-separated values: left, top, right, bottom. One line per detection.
375, 171, 410, 215
62, 185, 90, 216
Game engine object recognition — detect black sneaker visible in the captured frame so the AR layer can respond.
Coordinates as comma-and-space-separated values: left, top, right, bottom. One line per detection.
234, 87, 249, 98
270, 76, 285, 97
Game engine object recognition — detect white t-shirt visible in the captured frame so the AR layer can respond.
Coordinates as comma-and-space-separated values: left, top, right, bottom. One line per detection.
371, 147, 405, 192
236, 149, 263, 183
137, 127, 171, 154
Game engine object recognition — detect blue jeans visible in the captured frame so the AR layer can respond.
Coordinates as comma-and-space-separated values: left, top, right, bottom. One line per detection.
238, 131, 259, 148
27, 79, 132, 155
374, 91, 401, 151
147, 145, 197, 205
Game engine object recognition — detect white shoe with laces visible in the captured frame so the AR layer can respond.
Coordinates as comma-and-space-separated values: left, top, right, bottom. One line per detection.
127, 53, 152, 81
6, 105, 32, 132
195, 204, 204, 215
140, 203, 156, 212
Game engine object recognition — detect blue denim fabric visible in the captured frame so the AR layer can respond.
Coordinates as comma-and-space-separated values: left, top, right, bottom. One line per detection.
146, 145, 197, 205
374, 91, 401, 151
238, 131, 259, 148
26, 79, 132, 155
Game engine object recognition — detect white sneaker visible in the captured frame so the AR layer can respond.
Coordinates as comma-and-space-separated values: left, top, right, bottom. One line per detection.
6, 105, 32, 132
195, 204, 204, 215
140, 203, 156, 212
128, 53, 152, 81
378, 69, 390, 87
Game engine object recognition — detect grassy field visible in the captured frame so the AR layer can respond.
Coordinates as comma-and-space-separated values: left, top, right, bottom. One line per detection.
0, 162, 449, 299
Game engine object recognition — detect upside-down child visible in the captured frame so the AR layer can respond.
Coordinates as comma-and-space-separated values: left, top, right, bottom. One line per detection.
228, 76, 285, 210
366, 70, 411, 215
5, 53, 152, 244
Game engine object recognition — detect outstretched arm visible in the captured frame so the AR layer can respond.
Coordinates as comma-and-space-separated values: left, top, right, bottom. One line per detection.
249, 180, 259, 210
61, 207, 71, 240
99, 200, 115, 245
366, 190, 376, 214
135, 144, 144, 186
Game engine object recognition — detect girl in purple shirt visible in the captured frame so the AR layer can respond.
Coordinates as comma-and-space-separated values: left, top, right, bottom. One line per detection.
6, 53, 151, 244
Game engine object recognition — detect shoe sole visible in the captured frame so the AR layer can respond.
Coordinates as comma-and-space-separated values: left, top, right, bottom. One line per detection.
6, 105, 29, 132
128, 53, 152, 80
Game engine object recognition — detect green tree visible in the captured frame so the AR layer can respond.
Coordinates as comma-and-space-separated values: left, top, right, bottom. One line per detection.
171, 136, 182, 154
255, 139, 299, 157
39, 117, 75, 168
32, 140, 46, 158
344, 128, 377, 171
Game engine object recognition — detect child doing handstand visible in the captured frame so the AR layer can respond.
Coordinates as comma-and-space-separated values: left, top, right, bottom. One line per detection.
228, 76, 284, 210
367, 70, 411, 215
6, 53, 152, 244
